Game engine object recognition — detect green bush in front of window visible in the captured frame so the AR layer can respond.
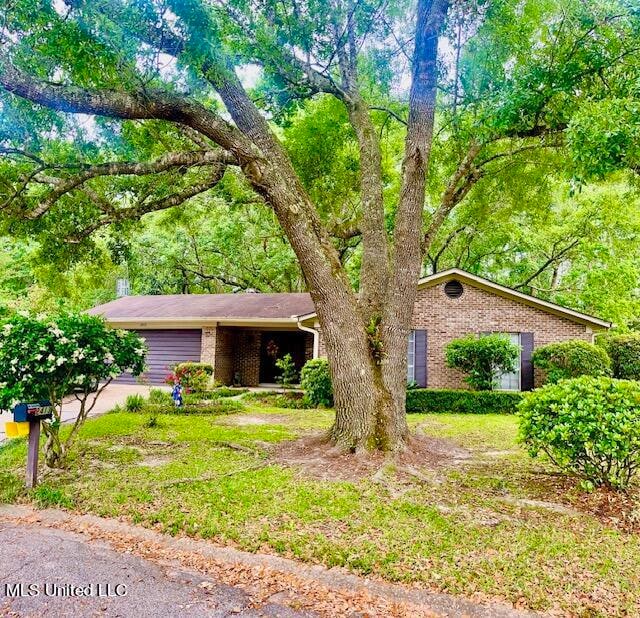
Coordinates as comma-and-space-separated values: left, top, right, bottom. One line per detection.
445, 334, 520, 391
406, 388, 522, 414
531, 340, 610, 384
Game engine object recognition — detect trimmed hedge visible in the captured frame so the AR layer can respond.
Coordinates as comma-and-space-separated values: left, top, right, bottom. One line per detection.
406, 388, 523, 414
141, 399, 243, 415
243, 390, 313, 409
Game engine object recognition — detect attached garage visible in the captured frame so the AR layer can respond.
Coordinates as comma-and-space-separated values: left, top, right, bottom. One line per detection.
116, 329, 202, 385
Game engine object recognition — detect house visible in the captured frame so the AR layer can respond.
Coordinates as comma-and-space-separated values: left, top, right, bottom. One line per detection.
88, 268, 611, 390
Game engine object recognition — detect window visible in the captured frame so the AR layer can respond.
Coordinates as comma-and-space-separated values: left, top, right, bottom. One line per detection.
479, 332, 522, 391
407, 330, 416, 383
497, 333, 521, 391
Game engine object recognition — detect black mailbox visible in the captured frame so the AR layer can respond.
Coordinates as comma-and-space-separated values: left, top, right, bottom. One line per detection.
12, 401, 53, 422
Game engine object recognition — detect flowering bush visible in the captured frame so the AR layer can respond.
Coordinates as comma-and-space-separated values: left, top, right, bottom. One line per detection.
0, 313, 146, 467
165, 362, 213, 393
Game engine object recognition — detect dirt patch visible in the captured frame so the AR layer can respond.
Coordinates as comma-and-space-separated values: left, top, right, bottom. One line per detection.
270, 433, 471, 482
221, 414, 292, 426
137, 455, 173, 468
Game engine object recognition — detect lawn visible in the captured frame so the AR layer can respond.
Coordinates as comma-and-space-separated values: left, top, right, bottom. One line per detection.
1, 402, 639, 616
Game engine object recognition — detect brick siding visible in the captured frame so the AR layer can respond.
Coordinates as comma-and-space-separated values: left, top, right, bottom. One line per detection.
200, 326, 260, 386
315, 280, 596, 389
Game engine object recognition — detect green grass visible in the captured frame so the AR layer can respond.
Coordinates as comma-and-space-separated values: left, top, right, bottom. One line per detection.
1, 406, 638, 616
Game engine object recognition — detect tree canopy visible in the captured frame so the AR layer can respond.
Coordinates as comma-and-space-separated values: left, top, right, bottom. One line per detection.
0, 0, 639, 450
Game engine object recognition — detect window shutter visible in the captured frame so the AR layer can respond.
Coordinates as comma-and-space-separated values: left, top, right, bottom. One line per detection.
520, 332, 534, 391
414, 330, 428, 387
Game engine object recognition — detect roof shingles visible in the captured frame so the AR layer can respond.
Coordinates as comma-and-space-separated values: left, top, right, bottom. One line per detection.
88, 293, 314, 321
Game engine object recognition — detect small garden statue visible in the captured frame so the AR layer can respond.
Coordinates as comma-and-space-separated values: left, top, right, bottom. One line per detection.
172, 382, 184, 407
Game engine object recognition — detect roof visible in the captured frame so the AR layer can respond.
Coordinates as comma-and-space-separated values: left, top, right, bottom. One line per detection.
88, 292, 314, 322
298, 268, 611, 329
89, 268, 611, 329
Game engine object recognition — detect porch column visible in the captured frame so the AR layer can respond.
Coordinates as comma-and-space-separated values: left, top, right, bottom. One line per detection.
200, 325, 217, 367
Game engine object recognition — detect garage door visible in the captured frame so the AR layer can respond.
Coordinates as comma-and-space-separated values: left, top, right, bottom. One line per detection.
116, 329, 202, 385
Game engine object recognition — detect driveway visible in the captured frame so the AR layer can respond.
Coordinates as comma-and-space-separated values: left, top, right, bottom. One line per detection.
0, 384, 160, 443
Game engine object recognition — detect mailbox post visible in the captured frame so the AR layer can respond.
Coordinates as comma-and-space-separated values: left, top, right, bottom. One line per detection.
8, 401, 53, 488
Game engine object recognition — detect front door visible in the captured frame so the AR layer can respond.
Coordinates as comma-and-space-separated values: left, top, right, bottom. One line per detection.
259, 332, 307, 383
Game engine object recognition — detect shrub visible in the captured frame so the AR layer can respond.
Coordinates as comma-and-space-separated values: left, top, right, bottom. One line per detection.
0, 313, 146, 468
518, 376, 640, 490
300, 358, 333, 407
243, 390, 313, 409
182, 387, 249, 400
142, 399, 243, 415
406, 388, 522, 414
532, 340, 611, 384
166, 362, 213, 392
148, 388, 171, 404
125, 393, 145, 412
445, 334, 520, 391
602, 334, 640, 380
275, 353, 298, 389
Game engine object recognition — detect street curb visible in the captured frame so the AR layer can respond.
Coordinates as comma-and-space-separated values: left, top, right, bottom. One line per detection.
0, 504, 537, 618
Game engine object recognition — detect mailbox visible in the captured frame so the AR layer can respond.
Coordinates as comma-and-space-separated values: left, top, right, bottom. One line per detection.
12, 401, 53, 423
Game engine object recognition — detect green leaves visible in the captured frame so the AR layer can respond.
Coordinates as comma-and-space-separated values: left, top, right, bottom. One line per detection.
445, 334, 520, 391
568, 98, 640, 180
300, 358, 333, 407
532, 339, 611, 384
518, 375, 640, 489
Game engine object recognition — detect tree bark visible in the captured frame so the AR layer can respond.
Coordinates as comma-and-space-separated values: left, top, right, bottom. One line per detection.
0, 0, 451, 454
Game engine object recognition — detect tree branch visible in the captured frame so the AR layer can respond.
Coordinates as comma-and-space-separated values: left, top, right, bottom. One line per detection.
67, 168, 226, 242
18, 149, 237, 218
0, 62, 259, 162
422, 140, 482, 252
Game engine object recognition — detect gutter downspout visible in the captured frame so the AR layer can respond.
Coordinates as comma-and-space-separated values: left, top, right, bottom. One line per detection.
296, 319, 320, 359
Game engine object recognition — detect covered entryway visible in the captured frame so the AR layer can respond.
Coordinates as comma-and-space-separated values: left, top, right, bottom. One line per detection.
259, 331, 308, 383
116, 329, 202, 385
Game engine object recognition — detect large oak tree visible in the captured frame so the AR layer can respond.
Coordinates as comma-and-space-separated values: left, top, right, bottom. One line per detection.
0, 0, 638, 451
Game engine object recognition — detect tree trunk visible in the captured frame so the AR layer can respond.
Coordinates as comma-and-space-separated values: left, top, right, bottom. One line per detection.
312, 293, 409, 452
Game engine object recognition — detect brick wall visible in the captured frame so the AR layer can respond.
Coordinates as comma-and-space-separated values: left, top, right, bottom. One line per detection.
234, 330, 262, 386
214, 327, 235, 385
412, 281, 593, 389
200, 327, 216, 367
303, 332, 314, 362
314, 280, 598, 389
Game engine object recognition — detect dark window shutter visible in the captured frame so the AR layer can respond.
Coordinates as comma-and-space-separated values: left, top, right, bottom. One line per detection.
414, 330, 428, 388
520, 332, 534, 391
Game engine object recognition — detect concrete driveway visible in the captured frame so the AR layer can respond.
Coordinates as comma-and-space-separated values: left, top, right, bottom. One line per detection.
0, 384, 160, 443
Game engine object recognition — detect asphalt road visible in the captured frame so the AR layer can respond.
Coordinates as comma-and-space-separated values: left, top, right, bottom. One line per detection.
0, 522, 310, 617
